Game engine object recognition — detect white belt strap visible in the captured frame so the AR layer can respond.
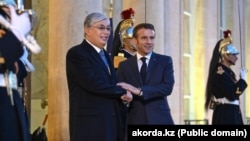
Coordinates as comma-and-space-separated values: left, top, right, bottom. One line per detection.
0, 73, 17, 106
216, 97, 239, 105
0, 73, 18, 89
0, 74, 6, 86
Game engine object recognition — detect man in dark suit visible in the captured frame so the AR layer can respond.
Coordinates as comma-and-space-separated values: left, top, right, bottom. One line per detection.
66, 12, 132, 141
117, 23, 175, 125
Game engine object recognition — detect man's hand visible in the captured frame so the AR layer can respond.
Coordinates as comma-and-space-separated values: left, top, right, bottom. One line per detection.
117, 82, 141, 96
120, 90, 133, 103
240, 67, 248, 81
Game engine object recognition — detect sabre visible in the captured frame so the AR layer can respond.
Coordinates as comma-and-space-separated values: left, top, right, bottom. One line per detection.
16, 0, 24, 10
16, 0, 29, 14
238, 0, 245, 68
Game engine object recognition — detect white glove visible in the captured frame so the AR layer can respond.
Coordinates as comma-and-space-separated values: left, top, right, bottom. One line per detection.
0, 6, 41, 54
240, 68, 247, 81
20, 47, 35, 72
0, 15, 11, 28
9, 5, 31, 40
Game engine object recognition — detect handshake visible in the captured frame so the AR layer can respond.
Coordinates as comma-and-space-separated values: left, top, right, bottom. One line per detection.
240, 67, 248, 81
118, 82, 142, 106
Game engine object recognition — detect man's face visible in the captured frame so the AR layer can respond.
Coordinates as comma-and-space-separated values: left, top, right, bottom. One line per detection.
85, 19, 111, 48
226, 54, 238, 65
134, 28, 155, 56
123, 38, 136, 51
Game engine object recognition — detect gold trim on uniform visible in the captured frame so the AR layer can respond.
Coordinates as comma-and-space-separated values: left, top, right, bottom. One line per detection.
0, 29, 6, 38
113, 54, 127, 69
216, 66, 224, 75
236, 87, 242, 94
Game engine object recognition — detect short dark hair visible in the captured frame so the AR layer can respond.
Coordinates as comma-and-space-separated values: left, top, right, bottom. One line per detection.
133, 23, 155, 38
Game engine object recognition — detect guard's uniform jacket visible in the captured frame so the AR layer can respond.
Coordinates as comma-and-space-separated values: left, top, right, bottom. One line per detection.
211, 63, 247, 124
0, 8, 30, 141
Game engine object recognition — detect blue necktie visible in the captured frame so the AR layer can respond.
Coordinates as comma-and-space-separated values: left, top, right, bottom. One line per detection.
99, 50, 109, 71
140, 57, 147, 84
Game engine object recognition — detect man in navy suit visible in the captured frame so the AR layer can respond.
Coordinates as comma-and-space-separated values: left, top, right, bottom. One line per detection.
66, 12, 132, 141
117, 23, 175, 125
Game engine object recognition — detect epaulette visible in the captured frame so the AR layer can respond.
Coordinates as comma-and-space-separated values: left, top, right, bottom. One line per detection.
236, 87, 242, 94
216, 66, 224, 75
113, 53, 127, 69
0, 29, 5, 38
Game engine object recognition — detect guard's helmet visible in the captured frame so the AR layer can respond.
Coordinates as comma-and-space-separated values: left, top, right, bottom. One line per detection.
112, 8, 136, 58
119, 8, 135, 44
219, 30, 239, 58
119, 19, 134, 41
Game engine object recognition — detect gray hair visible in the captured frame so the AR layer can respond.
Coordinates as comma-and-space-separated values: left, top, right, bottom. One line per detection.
83, 12, 109, 37
84, 12, 109, 27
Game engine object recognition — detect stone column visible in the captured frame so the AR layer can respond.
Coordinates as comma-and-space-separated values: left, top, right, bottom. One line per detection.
204, 0, 220, 124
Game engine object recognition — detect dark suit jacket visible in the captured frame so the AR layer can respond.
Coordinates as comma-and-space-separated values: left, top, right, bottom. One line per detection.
66, 39, 127, 141
117, 52, 175, 125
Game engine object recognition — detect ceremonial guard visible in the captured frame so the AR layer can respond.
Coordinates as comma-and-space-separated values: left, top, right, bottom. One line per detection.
205, 30, 248, 124
0, 0, 40, 140
112, 8, 136, 68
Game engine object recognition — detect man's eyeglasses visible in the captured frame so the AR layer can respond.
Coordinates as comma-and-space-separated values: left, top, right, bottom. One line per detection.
91, 26, 112, 31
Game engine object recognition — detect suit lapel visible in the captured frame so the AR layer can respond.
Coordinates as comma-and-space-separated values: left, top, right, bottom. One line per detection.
145, 53, 158, 84
83, 40, 110, 75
